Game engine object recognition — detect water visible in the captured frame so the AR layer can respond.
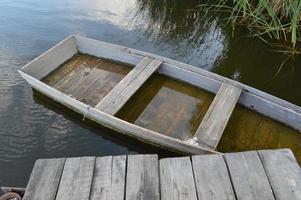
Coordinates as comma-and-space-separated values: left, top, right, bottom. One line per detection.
0, 0, 300, 186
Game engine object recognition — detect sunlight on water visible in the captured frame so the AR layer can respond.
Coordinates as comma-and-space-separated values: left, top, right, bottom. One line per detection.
0, 0, 300, 187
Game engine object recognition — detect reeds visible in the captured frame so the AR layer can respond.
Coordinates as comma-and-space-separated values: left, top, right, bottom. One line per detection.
212, 0, 301, 48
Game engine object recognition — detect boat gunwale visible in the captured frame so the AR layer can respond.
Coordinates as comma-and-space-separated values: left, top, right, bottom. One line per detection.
21, 35, 301, 115
73, 35, 301, 132
18, 70, 218, 155
18, 35, 301, 154
75, 35, 301, 115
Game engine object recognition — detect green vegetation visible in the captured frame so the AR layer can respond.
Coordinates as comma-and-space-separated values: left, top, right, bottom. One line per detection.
208, 0, 301, 49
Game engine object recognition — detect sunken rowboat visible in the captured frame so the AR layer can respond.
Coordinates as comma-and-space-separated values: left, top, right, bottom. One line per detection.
19, 35, 301, 155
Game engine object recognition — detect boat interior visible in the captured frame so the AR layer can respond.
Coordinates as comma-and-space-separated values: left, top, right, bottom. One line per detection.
20, 35, 301, 157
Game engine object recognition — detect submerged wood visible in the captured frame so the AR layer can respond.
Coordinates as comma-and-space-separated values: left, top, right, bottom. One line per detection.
19, 35, 301, 155
95, 57, 162, 115
116, 74, 214, 141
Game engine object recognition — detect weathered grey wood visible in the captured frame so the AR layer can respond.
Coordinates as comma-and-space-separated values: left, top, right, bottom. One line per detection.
78, 35, 301, 118
23, 158, 65, 200
192, 154, 235, 200
160, 157, 197, 200
95, 57, 153, 111
55, 157, 95, 200
90, 156, 126, 200
259, 149, 301, 200
195, 82, 242, 149
22, 36, 77, 80
77, 34, 301, 132
95, 59, 162, 115
225, 151, 275, 200
126, 155, 160, 200
19, 71, 217, 155
19, 35, 301, 157
22, 35, 301, 136
75, 35, 143, 66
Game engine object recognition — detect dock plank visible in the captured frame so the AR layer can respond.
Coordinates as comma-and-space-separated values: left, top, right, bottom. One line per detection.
95, 58, 162, 115
192, 154, 235, 200
225, 151, 275, 200
194, 82, 242, 149
23, 158, 65, 200
160, 157, 197, 200
55, 157, 95, 200
23, 150, 301, 200
259, 149, 301, 200
90, 156, 126, 200
125, 154, 160, 200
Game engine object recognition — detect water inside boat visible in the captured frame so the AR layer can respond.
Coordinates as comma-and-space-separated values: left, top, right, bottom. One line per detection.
218, 105, 301, 162
42, 53, 131, 106
116, 74, 214, 140
41, 53, 301, 162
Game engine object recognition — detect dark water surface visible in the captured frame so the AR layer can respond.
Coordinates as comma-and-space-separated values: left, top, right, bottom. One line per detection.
1, 0, 301, 186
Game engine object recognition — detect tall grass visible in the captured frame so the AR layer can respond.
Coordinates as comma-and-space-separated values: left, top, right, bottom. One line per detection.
213, 0, 301, 48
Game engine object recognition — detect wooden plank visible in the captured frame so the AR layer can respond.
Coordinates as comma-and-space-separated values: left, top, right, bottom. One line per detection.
95, 58, 162, 115
125, 155, 160, 200
225, 151, 275, 200
194, 82, 242, 148
90, 156, 126, 200
94, 57, 152, 110
77, 35, 301, 131
75, 35, 143, 66
19, 71, 220, 155
22, 36, 77, 80
23, 158, 65, 200
191, 154, 235, 200
259, 149, 301, 200
160, 157, 197, 200
55, 157, 95, 200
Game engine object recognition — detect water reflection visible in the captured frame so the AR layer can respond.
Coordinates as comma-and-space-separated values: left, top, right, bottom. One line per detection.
0, 0, 300, 187
67, 0, 137, 30
132, 0, 227, 70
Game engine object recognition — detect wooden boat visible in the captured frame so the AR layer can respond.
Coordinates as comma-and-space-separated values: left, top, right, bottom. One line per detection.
19, 35, 301, 155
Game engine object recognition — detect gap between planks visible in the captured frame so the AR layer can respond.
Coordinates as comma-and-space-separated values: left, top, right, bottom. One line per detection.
23, 149, 301, 200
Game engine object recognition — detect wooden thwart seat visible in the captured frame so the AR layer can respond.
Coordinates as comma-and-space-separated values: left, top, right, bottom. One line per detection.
95, 57, 162, 115
194, 82, 242, 149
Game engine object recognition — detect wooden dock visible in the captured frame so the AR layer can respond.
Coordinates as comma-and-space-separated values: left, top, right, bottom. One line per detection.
22, 149, 301, 200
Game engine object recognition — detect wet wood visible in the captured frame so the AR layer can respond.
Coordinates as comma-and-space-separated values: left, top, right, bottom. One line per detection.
117, 74, 214, 141
217, 105, 301, 163
225, 151, 275, 200
23, 158, 65, 200
43, 54, 131, 107
56, 157, 95, 200
195, 82, 242, 149
75, 35, 301, 129
95, 58, 162, 115
160, 157, 197, 200
192, 154, 235, 200
21, 69, 217, 155
95, 57, 153, 113
259, 149, 301, 200
20, 35, 301, 157
125, 155, 160, 200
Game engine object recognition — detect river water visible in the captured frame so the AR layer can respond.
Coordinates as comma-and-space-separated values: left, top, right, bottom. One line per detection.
0, 0, 300, 186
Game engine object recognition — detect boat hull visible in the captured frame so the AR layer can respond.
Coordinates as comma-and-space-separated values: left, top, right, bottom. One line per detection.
19, 35, 301, 154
